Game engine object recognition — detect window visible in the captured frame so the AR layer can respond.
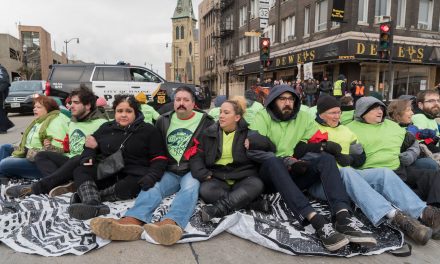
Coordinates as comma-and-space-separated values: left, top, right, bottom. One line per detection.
130, 68, 161, 83
418, 0, 433, 30
225, 14, 233, 30
304, 7, 310, 36
250, 37, 259, 52
267, 24, 276, 43
180, 26, 185, 39
396, 0, 406, 28
93, 67, 127, 82
176, 26, 180, 40
375, 0, 390, 16
315, 0, 328, 32
239, 37, 247, 56
239, 6, 248, 27
281, 16, 295, 42
358, 0, 369, 23
250, 0, 259, 19
52, 66, 86, 81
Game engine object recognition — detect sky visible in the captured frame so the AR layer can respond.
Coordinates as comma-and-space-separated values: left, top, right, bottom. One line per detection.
0, 0, 203, 77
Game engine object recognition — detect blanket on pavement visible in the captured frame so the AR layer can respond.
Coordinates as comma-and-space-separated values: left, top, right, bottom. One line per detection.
0, 182, 403, 257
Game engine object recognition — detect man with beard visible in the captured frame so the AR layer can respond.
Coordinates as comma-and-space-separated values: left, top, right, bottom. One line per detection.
250, 85, 375, 252
6, 85, 108, 198
412, 90, 440, 153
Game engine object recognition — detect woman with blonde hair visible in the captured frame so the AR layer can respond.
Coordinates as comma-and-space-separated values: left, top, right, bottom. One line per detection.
191, 98, 274, 222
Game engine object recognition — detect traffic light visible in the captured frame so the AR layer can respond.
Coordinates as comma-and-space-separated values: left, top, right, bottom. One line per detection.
378, 22, 392, 51
260, 37, 270, 66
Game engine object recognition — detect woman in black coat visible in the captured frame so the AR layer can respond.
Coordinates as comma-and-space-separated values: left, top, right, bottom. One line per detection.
191, 98, 273, 222
68, 95, 167, 220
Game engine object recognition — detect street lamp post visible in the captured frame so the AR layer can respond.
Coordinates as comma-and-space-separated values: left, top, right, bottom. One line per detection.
209, 55, 214, 95
64, 38, 80, 64
23, 44, 28, 80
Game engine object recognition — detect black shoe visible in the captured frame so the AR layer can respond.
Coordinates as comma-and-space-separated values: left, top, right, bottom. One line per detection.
335, 216, 377, 247
316, 223, 349, 251
392, 210, 432, 245
0, 130, 7, 134
201, 205, 225, 222
421, 206, 440, 233
70, 192, 81, 204
68, 203, 110, 220
247, 198, 271, 214
5, 184, 33, 198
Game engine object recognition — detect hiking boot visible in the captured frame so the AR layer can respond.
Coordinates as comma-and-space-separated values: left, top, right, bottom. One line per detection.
420, 206, 440, 233
315, 223, 349, 252
68, 202, 110, 220
5, 184, 33, 198
144, 219, 183, 246
90, 217, 144, 240
247, 198, 271, 214
392, 210, 432, 245
335, 216, 377, 247
49, 182, 76, 197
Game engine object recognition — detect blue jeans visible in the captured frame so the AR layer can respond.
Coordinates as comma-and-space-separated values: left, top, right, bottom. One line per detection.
306, 94, 314, 106
308, 167, 426, 226
0, 156, 43, 179
124, 171, 200, 229
0, 144, 13, 160
412, 157, 439, 171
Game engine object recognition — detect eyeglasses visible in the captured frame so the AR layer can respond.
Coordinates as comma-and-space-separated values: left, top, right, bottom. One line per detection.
424, 99, 440, 104
277, 96, 295, 103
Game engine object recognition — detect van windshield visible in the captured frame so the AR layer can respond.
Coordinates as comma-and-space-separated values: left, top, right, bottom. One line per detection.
10, 82, 42, 92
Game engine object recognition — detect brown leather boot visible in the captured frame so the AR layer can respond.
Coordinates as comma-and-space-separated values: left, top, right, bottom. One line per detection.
90, 217, 144, 241
144, 218, 183, 246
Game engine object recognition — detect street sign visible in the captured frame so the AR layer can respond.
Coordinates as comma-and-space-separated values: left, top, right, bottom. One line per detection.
259, 0, 269, 29
244, 31, 262, 37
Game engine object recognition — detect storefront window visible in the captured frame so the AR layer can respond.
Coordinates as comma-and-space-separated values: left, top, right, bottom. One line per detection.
391, 65, 430, 98
359, 63, 378, 93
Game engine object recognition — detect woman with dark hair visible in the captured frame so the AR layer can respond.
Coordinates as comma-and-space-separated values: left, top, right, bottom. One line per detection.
67, 95, 168, 220
0, 95, 69, 179
191, 98, 274, 222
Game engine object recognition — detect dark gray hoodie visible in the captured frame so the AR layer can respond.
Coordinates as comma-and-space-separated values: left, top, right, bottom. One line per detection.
264, 84, 302, 122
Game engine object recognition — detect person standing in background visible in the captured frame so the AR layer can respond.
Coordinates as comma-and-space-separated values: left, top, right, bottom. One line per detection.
0, 64, 14, 134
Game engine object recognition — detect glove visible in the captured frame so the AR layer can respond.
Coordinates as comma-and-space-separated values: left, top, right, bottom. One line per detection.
399, 152, 415, 167
335, 153, 352, 167
290, 160, 309, 175
418, 129, 437, 139
349, 143, 363, 155
138, 175, 155, 191
322, 141, 342, 155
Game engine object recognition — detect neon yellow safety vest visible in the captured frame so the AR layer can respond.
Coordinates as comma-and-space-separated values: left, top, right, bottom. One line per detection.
334, 80, 343, 96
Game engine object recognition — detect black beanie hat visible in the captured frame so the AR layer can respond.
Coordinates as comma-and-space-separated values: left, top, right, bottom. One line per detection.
317, 95, 341, 114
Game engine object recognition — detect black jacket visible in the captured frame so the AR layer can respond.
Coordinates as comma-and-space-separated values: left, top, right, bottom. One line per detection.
156, 109, 214, 175
81, 114, 167, 189
190, 118, 274, 182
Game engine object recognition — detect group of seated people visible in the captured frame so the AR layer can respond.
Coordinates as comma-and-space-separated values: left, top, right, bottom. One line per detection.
2, 84, 440, 253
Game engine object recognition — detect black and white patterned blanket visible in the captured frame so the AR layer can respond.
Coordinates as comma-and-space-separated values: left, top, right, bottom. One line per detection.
0, 183, 403, 257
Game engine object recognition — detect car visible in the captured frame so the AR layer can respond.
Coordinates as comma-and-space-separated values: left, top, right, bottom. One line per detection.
46, 64, 210, 110
4, 80, 46, 114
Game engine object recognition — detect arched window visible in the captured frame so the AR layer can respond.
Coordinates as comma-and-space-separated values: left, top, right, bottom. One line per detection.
189, 42, 193, 55
180, 26, 185, 39
176, 26, 180, 40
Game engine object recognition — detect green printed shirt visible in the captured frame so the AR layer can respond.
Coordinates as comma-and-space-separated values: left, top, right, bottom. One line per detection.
167, 111, 203, 163
68, 118, 107, 157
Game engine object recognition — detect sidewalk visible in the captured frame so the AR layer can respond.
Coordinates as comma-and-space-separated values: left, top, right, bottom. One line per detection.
1, 233, 440, 264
